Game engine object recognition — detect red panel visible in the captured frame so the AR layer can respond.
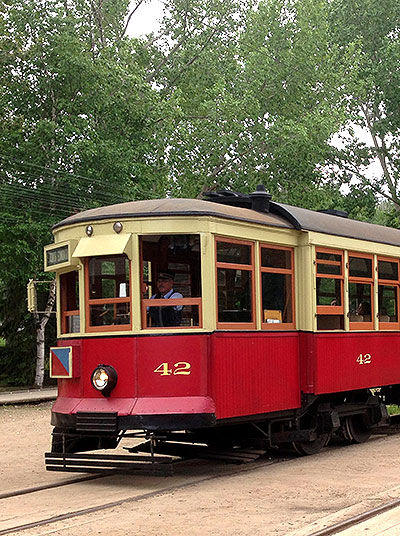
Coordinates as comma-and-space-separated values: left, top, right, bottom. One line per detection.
300, 332, 400, 394
136, 335, 208, 397
210, 332, 301, 419
55, 332, 302, 421
132, 396, 215, 414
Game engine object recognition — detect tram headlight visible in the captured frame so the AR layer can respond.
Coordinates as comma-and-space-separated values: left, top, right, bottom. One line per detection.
91, 365, 117, 397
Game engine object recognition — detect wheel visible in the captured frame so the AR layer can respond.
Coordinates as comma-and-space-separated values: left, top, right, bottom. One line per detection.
341, 415, 372, 444
292, 432, 331, 456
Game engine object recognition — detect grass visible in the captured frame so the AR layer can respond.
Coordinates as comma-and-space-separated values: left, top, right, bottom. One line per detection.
387, 405, 400, 415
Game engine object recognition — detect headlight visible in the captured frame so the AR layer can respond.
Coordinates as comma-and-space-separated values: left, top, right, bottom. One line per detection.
91, 365, 117, 397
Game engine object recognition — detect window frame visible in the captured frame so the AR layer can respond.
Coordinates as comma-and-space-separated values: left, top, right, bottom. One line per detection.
377, 256, 400, 330
315, 247, 344, 316
139, 235, 203, 330
348, 252, 374, 331
85, 255, 132, 333
259, 243, 295, 330
215, 236, 256, 330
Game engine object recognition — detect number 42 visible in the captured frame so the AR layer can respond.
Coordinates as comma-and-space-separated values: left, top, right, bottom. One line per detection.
356, 353, 372, 365
154, 362, 191, 376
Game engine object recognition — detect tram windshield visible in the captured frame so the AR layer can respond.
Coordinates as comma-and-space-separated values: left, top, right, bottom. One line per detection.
140, 234, 202, 328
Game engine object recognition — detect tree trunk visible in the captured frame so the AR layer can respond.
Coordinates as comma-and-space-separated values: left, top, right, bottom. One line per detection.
34, 280, 56, 388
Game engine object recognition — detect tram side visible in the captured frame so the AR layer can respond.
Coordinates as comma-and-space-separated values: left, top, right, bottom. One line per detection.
38, 198, 400, 466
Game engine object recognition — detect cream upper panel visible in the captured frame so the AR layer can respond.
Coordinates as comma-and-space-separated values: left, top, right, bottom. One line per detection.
52, 215, 302, 247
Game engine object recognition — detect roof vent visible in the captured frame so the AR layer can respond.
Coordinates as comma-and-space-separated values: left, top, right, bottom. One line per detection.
203, 184, 272, 213
249, 184, 272, 213
318, 209, 349, 219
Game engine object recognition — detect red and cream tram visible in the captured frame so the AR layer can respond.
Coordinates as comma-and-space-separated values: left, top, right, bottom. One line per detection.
42, 187, 400, 471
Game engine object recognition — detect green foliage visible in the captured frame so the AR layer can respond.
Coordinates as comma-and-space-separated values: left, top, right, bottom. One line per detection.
0, 0, 159, 385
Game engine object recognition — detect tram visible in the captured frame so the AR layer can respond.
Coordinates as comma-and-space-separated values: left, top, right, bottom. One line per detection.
41, 186, 400, 471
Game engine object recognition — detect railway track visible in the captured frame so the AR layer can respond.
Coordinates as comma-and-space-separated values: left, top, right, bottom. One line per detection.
308, 498, 400, 536
1, 417, 399, 536
0, 456, 280, 535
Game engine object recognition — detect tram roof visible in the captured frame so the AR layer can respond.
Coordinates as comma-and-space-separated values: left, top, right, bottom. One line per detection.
53, 197, 400, 247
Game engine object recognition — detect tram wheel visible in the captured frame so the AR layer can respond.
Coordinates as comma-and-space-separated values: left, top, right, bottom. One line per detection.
341, 415, 372, 444
292, 432, 330, 456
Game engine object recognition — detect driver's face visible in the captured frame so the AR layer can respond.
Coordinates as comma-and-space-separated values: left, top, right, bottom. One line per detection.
157, 278, 173, 295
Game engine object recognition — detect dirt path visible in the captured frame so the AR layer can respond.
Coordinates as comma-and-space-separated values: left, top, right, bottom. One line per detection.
1, 403, 400, 536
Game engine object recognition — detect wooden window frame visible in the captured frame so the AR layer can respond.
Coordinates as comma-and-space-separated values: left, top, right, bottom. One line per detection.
260, 244, 295, 330
377, 256, 400, 330
216, 236, 256, 330
316, 247, 344, 315
141, 298, 203, 329
139, 235, 203, 330
85, 256, 132, 333
348, 252, 374, 331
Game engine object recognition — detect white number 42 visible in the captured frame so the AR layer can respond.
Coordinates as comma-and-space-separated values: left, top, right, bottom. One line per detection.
356, 353, 372, 365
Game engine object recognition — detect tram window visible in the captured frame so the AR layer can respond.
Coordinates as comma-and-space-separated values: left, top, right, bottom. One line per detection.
140, 235, 202, 329
316, 278, 342, 306
378, 286, 398, 323
349, 283, 372, 322
315, 248, 344, 330
316, 252, 342, 276
348, 254, 374, 329
217, 242, 251, 265
349, 257, 372, 278
60, 271, 80, 334
261, 247, 291, 269
260, 245, 294, 328
216, 238, 254, 328
86, 254, 131, 330
378, 257, 400, 328
378, 260, 398, 281
218, 268, 252, 323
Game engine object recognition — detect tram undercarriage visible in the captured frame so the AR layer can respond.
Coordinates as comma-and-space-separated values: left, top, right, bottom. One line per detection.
46, 388, 390, 474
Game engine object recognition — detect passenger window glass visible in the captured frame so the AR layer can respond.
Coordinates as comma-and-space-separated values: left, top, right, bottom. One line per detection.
217, 242, 251, 265
378, 285, 398, 323
260, 245, 294, 328
378, 260, 398, 281
217, 268, 252, 323
316, 278, 342, 306
216, 239, 254, 326
261, 248, 291, 269
349, 283, 372, 322
262, 273, 293, 324
349, 257, 372, 278
316, 249, 344, 331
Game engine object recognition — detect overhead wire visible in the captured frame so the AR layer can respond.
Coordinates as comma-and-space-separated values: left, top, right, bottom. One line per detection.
0, 154, 135, 204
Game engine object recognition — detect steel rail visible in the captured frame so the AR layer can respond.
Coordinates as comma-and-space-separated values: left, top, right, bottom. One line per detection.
0, 457, 279, 536
308, 498, 400, 536
0, 474, 106, 501
1, 416, 399, 535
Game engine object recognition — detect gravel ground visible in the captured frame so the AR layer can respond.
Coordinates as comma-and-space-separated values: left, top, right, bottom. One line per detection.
1, 403, 400, 536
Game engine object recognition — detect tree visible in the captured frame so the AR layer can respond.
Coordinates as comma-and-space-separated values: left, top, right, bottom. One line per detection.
145, 0, 355, 210
327, 0, 400, 219
0, 0, 158, 386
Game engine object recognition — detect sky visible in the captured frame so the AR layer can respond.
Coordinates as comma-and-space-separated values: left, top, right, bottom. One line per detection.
127, 0, 163, 38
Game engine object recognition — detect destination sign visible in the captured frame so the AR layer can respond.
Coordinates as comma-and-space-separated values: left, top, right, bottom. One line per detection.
46, 245, 69, 267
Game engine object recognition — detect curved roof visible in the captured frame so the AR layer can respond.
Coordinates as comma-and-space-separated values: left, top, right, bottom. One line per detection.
52, 198, 292, 230
53, 197, 400, 248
